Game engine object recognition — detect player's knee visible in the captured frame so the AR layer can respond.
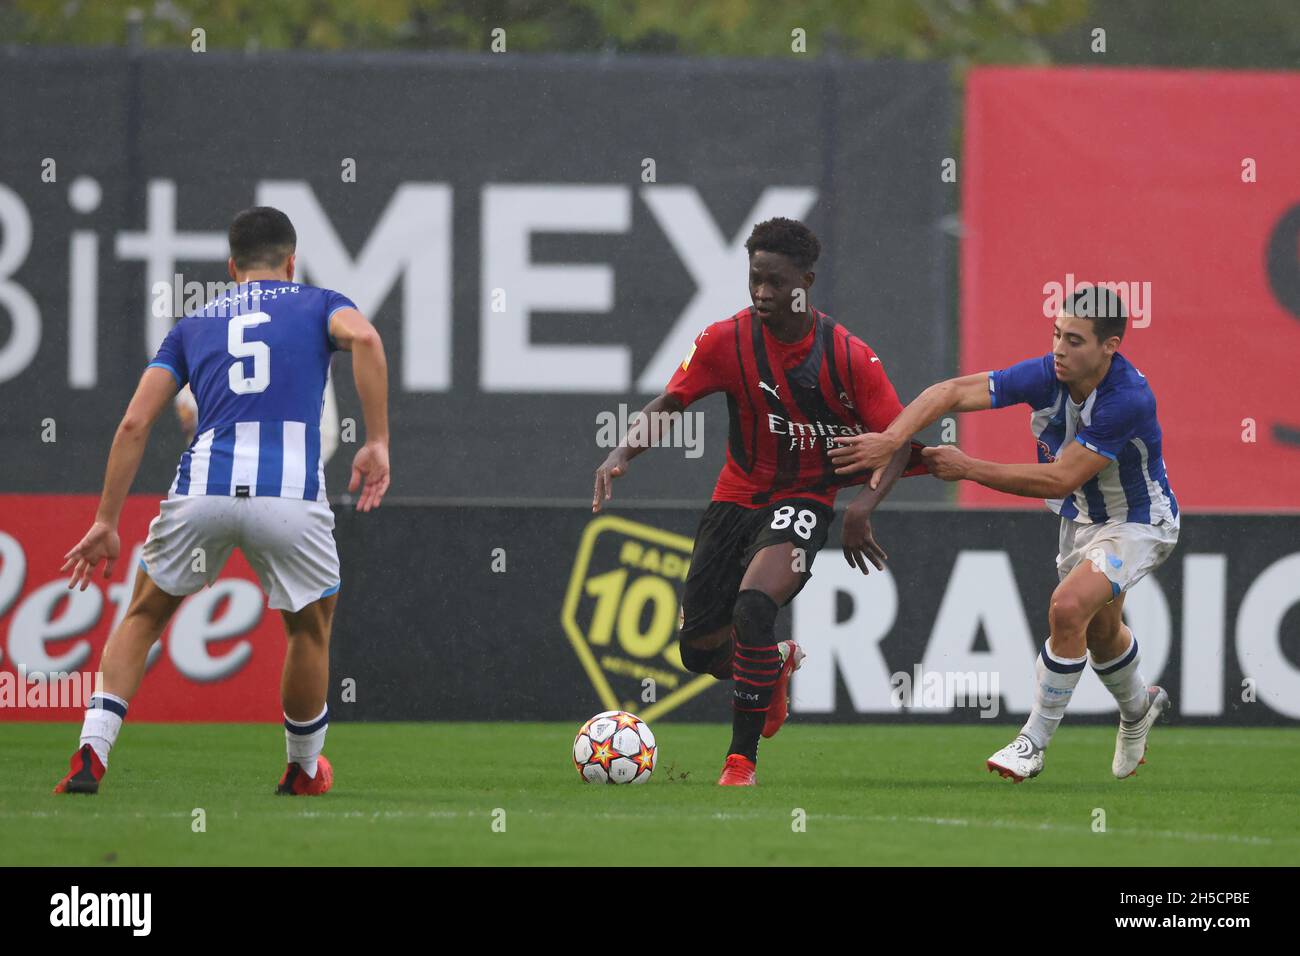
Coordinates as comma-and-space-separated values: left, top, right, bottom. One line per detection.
284, 620, 330, 649
732, 589, 778, 647
124, 598, 163, 627
678, 638, 713, 674
1048, 590, 1089, 633
678, 634, 732, 679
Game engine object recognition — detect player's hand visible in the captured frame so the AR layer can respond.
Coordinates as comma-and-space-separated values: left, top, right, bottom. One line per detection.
828, 432, 900, 486
841, 504, 887, 575
592, 450, 629, 513
349, 440, 390, 512
61, 521, 121, 591
922, 444, 971, 482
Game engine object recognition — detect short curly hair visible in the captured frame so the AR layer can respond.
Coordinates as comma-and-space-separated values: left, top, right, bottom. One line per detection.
744, 217, 821, 272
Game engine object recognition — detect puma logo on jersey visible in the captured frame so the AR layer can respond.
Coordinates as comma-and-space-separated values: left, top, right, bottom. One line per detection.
870, 357, 881, 364
759, 381, 780, 398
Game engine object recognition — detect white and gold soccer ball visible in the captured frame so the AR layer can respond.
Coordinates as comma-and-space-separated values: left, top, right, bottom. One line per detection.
572, 710, 656, 784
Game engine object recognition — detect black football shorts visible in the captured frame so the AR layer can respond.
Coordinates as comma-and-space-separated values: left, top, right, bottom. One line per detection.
677, 496, 834, 642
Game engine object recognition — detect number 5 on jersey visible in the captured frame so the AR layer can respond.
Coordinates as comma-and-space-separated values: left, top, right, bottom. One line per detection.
228, 311, 271, 394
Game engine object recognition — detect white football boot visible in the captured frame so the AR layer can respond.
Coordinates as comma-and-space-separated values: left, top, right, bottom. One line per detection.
986, 734, 1044, 783
1113, 686, 1170, 779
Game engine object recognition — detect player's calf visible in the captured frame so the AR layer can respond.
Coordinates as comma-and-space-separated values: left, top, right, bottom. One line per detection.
727, 590, 781, 766
1017, 642, 1088, 756
278, 595, 335, 793
1088, 623, 1168, 778
1008, 560, 1115, 765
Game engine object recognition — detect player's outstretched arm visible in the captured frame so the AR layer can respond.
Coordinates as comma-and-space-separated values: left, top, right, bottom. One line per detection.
329, 307, 390, 512
62, 367, 177, 590
839, 439, 914, 575
923, 438, 1109, 499
592, 391, 685, 513
829, 371, 992, 485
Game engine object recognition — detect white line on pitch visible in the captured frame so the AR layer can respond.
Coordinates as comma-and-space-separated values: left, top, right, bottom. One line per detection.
0, 807, 1288, 846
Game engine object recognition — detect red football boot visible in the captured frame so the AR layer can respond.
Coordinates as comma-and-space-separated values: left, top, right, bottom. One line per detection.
717, 753, 757, 786
762, 640, 805, 739
53, 744, 106, 795
276, 755, 333, 796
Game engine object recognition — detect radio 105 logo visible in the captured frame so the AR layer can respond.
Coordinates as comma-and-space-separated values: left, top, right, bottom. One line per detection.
561, 516, 718, 721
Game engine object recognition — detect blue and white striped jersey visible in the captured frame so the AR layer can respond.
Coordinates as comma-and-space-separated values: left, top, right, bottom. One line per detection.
988, 352, 1178, 525
147, 281, 356, 501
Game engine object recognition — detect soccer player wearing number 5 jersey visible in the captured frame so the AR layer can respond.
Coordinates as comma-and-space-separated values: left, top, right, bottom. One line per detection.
592, 218, 926, 786
830, 286, 1178, 783
55, 207, 391, 797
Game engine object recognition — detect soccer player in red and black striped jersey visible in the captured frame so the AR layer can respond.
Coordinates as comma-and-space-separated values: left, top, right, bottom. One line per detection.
592, 218, 924, 786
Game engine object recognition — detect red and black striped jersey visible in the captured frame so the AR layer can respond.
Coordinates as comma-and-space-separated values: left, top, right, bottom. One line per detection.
666, 306, 925, 508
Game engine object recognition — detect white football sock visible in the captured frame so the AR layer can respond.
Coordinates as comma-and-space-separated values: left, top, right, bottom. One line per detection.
285, 705, 328, 778
80, 692, 129, 767
1020, 643, 1087, 749
1091, 629, 1149, 722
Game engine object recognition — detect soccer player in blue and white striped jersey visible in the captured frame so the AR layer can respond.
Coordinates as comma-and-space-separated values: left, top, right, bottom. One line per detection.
55, 207, 390, 796
829, 285, 1177, 782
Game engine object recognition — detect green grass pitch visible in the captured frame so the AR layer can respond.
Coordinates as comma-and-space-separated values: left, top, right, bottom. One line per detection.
2, 722, 1296, 866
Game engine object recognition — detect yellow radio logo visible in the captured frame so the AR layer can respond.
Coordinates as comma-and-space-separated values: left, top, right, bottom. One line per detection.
561, 515, 718, 721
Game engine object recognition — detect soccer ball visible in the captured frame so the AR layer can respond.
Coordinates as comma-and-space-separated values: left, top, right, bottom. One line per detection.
572, 710, 656, 784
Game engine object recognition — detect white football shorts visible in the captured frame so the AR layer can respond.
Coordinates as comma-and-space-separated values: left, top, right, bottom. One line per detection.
1056, 516, 1179, 597
140, 495, 340, 612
